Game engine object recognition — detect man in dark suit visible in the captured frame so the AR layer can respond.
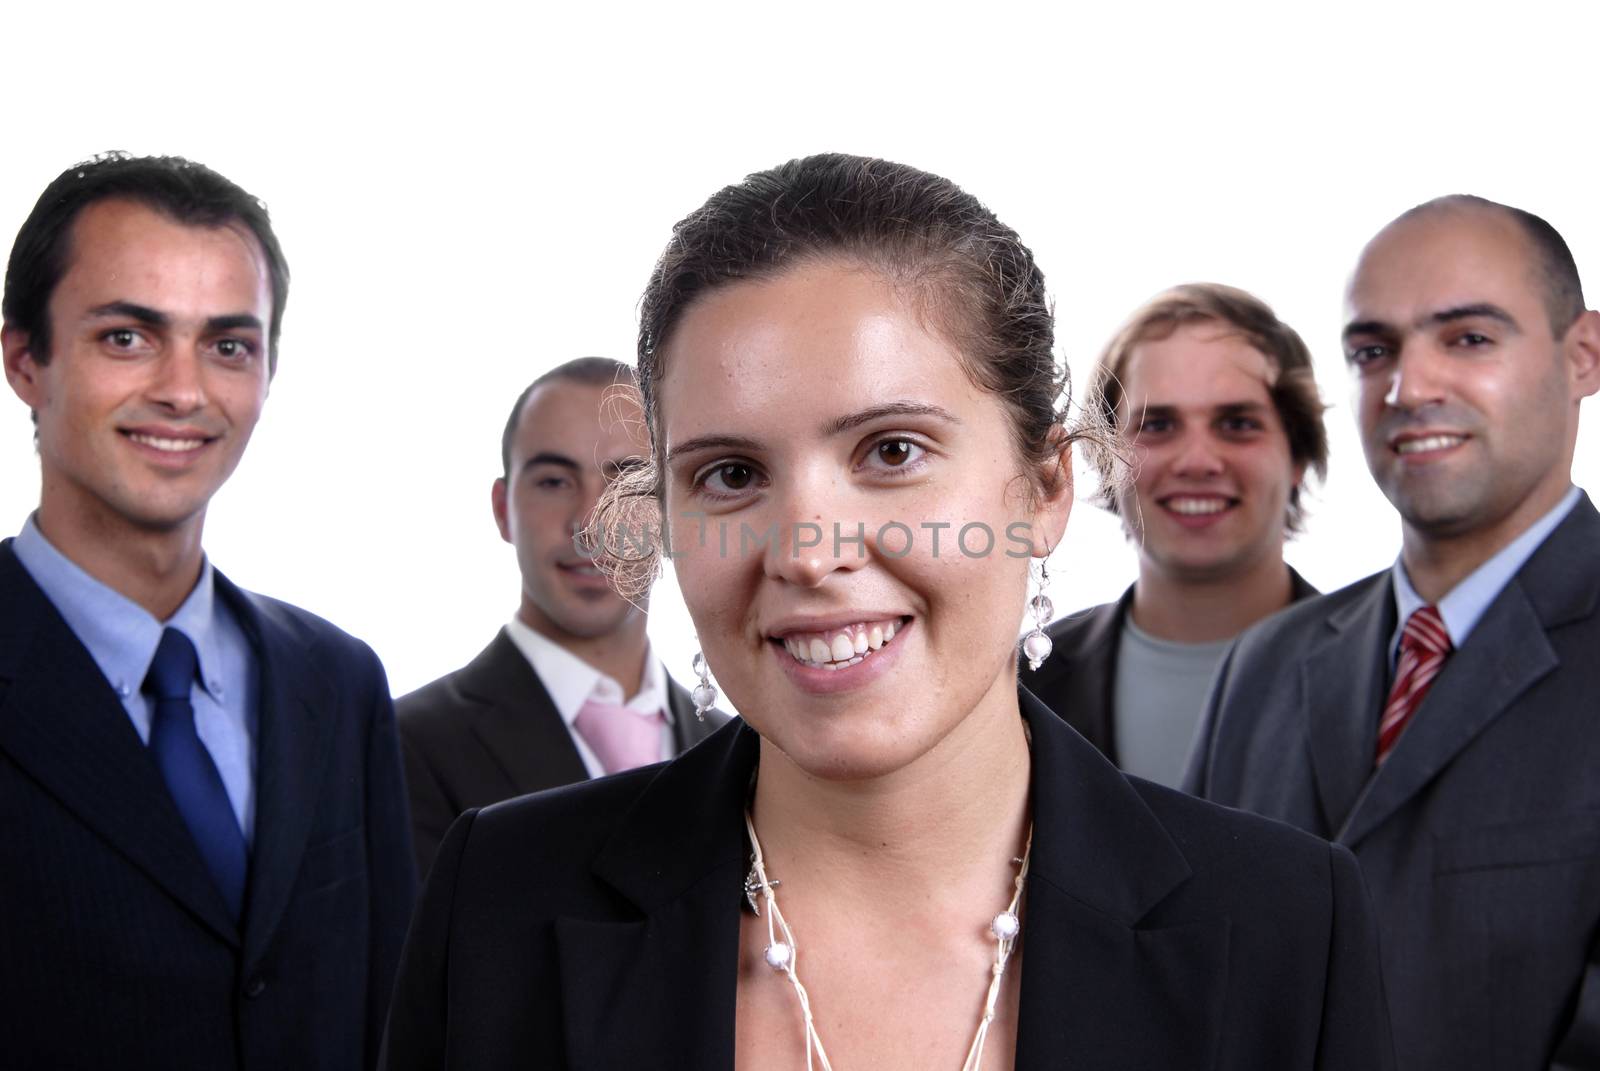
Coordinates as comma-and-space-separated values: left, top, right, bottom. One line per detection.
1030, 283, 1327, 785
1186, 196, 1600, 1070
0, 153, 414, 1069
397, 358, 726, 876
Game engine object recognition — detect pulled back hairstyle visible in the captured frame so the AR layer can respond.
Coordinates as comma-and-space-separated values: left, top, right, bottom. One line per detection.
595, 153, 1106, 595
1087, 282, 1328, 534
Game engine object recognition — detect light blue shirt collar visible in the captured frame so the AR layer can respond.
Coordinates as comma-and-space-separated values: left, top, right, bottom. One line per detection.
13, 514, 228, 702
1391, 485, 1581, 663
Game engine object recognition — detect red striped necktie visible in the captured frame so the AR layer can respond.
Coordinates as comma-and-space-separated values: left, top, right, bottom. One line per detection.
1375, 605, 1453, 766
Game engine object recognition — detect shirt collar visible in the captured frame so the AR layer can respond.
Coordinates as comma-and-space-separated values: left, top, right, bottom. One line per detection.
1391, 484, 1581, 653
14, 514, 227, 701
503, 615, 672, 727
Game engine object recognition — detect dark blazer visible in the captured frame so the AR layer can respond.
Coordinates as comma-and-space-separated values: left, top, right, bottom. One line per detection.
1185, 494, 1600, 1071
395, 629, 728, 876
1030, 567, 1318, 764
0, 541, 416, 1071
381, 687, 1394, 1070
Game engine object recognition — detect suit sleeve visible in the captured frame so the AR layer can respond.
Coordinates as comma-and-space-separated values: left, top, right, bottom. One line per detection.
1315, 843, 1396, 1070
397, 723, 454, 880
379, 808, 478, 1071
363, 659, 419, 1068
1548, 929, 1600, 1069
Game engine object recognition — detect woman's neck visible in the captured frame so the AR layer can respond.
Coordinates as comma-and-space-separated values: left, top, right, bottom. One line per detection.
748, 676, 1032, 909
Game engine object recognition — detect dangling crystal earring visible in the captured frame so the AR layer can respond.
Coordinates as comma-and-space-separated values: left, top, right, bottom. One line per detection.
691, 651, 717, 722
1021, 558, 1054, 671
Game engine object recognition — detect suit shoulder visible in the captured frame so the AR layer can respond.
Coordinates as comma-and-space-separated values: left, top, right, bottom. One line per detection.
231, 585, 375, 656
394, 668, 473, 729
1227, 570, 1388, 658
1134, 778, 1344, 895
451, 764, 665, 890
1044, 599, 1119, 647
222, 584, 389, 703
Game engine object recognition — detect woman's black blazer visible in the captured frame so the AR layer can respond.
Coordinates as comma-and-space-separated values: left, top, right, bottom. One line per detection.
381, 689, 1394, 1070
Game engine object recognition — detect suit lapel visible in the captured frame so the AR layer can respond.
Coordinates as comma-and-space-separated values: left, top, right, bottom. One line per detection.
554, 723, 751, 1067
548, 694, 1227, 1069
1336, 498, 1599, 848
1035, 592, 1125, 759
463, 632, 588, 793
218, 576, 336, 966
1302, 576, 1392, 840
0, 545, 237, 942
1288, 565, 1320, 602
1015, 692, 1227, 1070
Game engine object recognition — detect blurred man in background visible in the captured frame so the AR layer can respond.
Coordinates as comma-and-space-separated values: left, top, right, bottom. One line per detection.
1029, 283, 1326, 786
397, 357, 726, 876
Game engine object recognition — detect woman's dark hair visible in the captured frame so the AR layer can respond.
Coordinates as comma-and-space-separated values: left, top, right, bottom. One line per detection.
635, 153, 1076, 481
596, 153, 1109, 593
3, 151, 290, 370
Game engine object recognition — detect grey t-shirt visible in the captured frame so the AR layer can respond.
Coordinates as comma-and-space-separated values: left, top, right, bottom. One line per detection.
1113, 617, 1232, 787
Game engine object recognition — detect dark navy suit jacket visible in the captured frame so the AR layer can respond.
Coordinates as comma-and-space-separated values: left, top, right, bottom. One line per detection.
382, 688, 1394, 1070
0, 540, 416, 1070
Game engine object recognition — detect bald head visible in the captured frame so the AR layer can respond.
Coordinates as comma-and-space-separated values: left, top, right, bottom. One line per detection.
1380, 195, 1585, 338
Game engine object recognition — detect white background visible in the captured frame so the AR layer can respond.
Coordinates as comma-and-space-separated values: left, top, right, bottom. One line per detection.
2, 1, 1594, 702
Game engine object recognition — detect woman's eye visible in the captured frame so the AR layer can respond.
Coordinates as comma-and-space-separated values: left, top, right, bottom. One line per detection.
706, 463, 756, 493
871, 439, 923, 468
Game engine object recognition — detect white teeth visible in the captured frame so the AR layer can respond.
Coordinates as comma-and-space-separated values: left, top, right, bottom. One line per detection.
1167, 497, 1228, 515
128, 433, 205, 453
1396, 434, 1465, 455
781, 618, 904, 668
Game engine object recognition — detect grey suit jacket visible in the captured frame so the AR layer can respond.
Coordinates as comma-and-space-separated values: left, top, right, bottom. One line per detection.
1185, 494, 1600, 1071
1031, 568, 1318, 764
396, 629, 728, 876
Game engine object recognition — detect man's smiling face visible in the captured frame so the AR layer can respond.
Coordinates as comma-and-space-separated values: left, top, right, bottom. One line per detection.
5, 197, 273, 543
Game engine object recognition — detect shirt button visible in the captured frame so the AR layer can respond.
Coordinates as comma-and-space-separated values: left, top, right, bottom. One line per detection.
244, 976, 267, 999
116, 682, 131, 698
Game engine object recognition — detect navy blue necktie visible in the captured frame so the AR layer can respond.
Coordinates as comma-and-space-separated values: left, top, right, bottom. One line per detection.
144, 628, 248, 919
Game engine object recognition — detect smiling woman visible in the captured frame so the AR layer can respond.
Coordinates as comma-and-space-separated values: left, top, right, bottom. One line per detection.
380, 155, 1397, 1071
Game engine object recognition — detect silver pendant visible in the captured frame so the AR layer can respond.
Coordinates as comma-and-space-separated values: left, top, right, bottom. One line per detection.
743, 861, 778, 916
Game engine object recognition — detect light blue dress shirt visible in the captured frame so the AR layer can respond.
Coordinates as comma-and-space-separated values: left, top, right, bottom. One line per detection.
1390, 485, 1582, 669
14, 515, 259, 842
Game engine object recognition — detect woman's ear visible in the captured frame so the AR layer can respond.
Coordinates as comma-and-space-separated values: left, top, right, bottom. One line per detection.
1030, 427, 1074, 556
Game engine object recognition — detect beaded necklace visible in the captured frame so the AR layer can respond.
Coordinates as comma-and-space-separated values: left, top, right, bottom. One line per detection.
742, 810, 1032, 1071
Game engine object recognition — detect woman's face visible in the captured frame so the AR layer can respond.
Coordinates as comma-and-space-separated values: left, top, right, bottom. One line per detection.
657, 259, 1071, 781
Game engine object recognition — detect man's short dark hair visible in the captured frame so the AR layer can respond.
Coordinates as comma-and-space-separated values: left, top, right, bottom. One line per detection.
500, 357, 636, 478
1400, 194, 1586, 337
2, 151, 290, 370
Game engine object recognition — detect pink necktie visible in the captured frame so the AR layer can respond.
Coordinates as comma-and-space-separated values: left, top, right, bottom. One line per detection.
1375, 605, 1453, 766
573, 698, 665, 775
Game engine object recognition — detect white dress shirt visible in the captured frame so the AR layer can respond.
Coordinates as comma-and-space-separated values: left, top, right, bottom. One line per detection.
503, 616, 674, 778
